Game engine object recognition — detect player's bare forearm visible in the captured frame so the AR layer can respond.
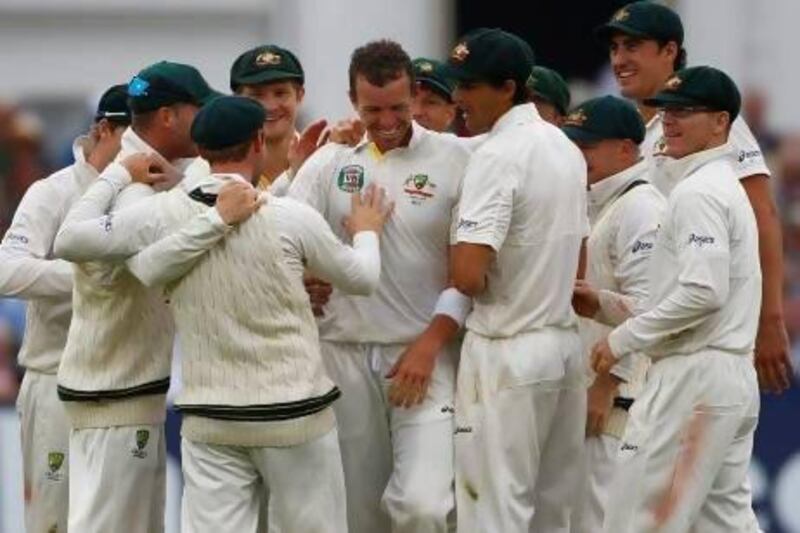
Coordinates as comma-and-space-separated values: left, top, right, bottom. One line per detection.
741, 174, 792, 393
452, 242, 493, 296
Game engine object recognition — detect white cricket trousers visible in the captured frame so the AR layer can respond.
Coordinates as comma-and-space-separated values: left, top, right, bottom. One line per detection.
455, 327, 586, 533
16, 371, 70, 533
572, 434, 620, 533
320, 340, 457, 533
181, 428, 347, 533
68, 423, 166, 533
603, 351, 762, 533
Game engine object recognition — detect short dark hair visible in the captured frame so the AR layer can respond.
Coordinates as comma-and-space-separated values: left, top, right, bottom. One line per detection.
656, 40, 687, 71
198, 133, 257, 164
348, 39, 414, 97
488, 78, 530, 106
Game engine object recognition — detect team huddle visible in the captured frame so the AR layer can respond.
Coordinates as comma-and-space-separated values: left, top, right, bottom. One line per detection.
0, 2, 792, 533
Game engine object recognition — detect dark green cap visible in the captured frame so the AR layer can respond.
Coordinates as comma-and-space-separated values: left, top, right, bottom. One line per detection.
413, 58, 455, 102
230, 45, 304, 91
526, 66, 571, 116
95, 84, 131, 124
562, 95, 645, 144
443, 28, 535, 85
190, 95, 267, 150
127, 61, 221, 113
595, 1, 683, 45
643, 66, 741, 121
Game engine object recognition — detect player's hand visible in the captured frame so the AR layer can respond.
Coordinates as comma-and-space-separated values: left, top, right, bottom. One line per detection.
754, 316, 792, 394
303, 274, 332, 317
572, 279, 600, 318
343, 183, 394, 236
147, 151, 184, 191
324, 117, 365, 147
288, 119, 328, 176
121, 153, 161, 185
586, 373, 621, 437
591, 337, 619, 375
215, 181, 264, 225
386, 333, 440, 409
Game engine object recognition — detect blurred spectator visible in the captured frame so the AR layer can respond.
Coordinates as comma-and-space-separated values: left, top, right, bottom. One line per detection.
0, 102, 47, 236
742, 88, 781, 159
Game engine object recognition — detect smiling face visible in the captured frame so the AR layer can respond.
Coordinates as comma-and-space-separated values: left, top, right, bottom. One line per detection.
239, 80, 304, 142
609, 33, 676, 101
574, 138, 638, 184
452, 79, 515, 134
411, 84, 456, 132
660, 107, 730, 159
351, 72, 414, 153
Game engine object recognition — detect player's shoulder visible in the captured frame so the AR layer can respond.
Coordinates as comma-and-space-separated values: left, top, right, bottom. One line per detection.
417, 125, 473, 158
263, 194, 322, 224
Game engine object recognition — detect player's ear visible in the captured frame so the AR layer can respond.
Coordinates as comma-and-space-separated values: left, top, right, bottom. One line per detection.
294, 83, 305, 104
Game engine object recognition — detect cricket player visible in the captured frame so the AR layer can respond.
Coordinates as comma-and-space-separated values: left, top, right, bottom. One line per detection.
289, 40, 473, 533
597, 1, 791, 394
0, 84, 129, 533
592, 66, 762, 533
445, 28, 588, 532
229, 44, 326, 194
562, 96, 666, 532
54, 94, 394, 533
526, 65, 571, 126
52, 61, 224, 533
411, 57, 457, 132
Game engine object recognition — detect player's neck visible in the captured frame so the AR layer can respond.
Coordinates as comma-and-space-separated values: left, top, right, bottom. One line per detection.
211, 161, 256, 186
260, 131, 295, 184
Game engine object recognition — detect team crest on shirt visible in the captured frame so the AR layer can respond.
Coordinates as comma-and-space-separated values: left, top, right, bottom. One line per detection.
451, 43, 470, 63
403, 173, 437, 205
337, 164, 365, 193
45, 452, 65, 481
612, 7, 630, 22
255, 51, 281, 66
131, 429, 150, 459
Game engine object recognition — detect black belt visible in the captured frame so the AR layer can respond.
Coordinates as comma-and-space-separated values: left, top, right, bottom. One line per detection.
613, 396, 634, 411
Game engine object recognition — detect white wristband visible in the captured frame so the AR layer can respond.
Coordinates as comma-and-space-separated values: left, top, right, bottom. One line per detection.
433, 287, 472, 327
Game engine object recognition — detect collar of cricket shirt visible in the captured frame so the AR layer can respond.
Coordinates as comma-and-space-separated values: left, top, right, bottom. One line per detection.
665, 141, 735, 187
355, 120, 426, 160
588, 158, 649, 215
71, 135, 99, 190
490, 102, 540, 136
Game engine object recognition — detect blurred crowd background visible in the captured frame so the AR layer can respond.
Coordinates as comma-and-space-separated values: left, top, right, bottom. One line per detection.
0, 0, 799, 530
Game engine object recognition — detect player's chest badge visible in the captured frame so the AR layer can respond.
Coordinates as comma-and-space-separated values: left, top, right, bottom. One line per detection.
403, 173, 436, 205
337, 164, 365, 193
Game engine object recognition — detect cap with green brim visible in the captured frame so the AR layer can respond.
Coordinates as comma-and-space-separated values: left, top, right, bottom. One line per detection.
230, 45, 304, 91
594, 1, 683, 45
562, 95, 645, 144
413, 57, 455, 102
95, 83, 131, 124
443, 28, 535, 85
643, 66, 741, 121
526, 65, 571, 116
191, 95, 267, 150
127, 61, 221, 114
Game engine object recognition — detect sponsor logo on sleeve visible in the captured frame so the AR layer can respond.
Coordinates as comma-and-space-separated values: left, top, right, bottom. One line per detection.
457, 218, 478, 231
688, 233, 715, 247
632, 240, 654, 253
738, 149, 762, 163
3, 232, 29, 245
